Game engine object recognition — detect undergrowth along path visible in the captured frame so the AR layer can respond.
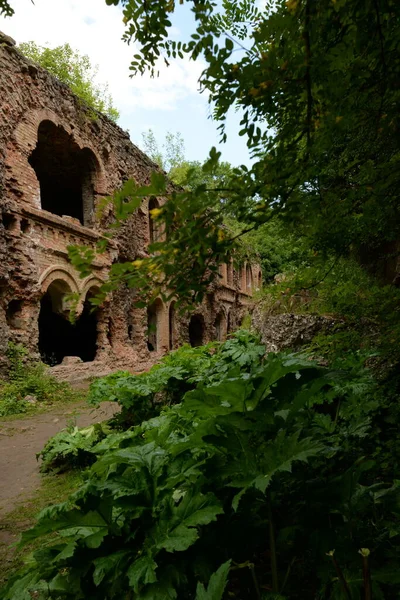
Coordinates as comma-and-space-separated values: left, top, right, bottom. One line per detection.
0, 401, 118, 519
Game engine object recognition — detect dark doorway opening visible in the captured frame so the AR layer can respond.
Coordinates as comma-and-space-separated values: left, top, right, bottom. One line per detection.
169, 302, 176, 350
189, 314, 204, 347
29, 121, 97, 226
78, 294, 98, 362
39, 282, 98, 365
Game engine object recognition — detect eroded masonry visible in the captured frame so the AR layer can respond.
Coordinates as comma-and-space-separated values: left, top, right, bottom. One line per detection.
0, 32, 261, 381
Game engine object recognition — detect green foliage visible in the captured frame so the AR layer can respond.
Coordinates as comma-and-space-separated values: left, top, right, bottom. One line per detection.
37, 423, 112, 473
0, 0, 13, 17
0, 344, 83, 417
2, 333, 399, 598
71, 0, 400, 309
88, 331, 265, 425
141, 129, 185, 173
243, 218, 311, 282
260, 257, 400, 368
18, 42, 119, 122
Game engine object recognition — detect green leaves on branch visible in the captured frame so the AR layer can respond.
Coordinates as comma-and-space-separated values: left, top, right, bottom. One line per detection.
19, 42, 120, 122
0, 0, 13, 17
104, 0, 400, 295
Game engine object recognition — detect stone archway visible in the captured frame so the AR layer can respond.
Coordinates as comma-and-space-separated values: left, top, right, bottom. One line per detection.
38, 275, 100, 365
38, 279, 75, 365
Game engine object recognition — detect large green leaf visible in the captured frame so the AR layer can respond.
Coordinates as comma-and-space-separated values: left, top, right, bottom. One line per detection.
195, 560, 231, 600
127, 555, 158, 592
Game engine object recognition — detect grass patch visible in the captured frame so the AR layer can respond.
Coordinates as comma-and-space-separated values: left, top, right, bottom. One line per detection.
0, 344, 86, 419
0, 471, 83, 587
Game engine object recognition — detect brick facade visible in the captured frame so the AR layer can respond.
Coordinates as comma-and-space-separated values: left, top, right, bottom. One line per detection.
0, 31, 262, 382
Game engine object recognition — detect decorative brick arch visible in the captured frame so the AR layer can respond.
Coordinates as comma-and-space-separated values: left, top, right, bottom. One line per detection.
80, 276, 104, 297
39, 265, 80, 295
76, 276, 105, 317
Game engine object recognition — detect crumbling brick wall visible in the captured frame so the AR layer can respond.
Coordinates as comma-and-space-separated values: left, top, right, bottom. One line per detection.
0, 31, 261, 382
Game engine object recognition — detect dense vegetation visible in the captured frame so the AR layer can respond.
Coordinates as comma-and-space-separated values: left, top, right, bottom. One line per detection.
63, 0, 400, 312
2, 332, 400, 599
1, 1, 400, 598
19, 42, 120, 122
0, 344, 83, 417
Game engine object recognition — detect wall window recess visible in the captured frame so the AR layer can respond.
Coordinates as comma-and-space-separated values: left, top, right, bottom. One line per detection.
29, 120, 98, 227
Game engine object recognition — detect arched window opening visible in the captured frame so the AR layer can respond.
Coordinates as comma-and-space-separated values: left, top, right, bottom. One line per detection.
149, 197, 161, 244
6, 299, 23, 329
258, 271, 262, 289
246, 265, 253, 291
214, 312, 226, 342
29, 121, 98, 227
147, 299, 163, 352
189, 314, 205, 347
169, 302, 176, 350
38, 281, 98, 365
227, 261, 233, 286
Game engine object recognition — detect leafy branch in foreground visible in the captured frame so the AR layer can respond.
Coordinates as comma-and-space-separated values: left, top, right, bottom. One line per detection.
69, 151, 264, 307
0, 0, 13, 17
80, 0, 400, 305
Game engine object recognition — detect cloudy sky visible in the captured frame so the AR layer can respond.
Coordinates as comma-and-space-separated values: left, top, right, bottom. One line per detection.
0, 0, 251, 166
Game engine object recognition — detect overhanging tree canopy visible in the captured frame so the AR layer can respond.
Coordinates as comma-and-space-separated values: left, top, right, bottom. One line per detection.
74, 0, 400, 305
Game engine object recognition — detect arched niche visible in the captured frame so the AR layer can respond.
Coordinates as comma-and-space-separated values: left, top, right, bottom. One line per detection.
246, 265, 253, 292
28, 120, 99, 227
214, 311, 227, 342
147, 298, 165, 352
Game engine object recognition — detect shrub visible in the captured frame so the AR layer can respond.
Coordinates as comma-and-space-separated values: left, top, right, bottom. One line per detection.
0, 344, 83, 417
88, 332, 265, 427
3, 341, 399, 599
37, 423, 111, 473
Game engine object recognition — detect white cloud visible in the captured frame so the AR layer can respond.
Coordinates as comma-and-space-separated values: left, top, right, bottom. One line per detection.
0, 0, 205, 113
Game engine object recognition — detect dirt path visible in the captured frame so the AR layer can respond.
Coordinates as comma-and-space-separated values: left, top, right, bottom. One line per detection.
0, 401, 119, 519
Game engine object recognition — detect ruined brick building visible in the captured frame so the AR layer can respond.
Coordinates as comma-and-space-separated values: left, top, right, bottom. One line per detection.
0, 31, 261, 381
